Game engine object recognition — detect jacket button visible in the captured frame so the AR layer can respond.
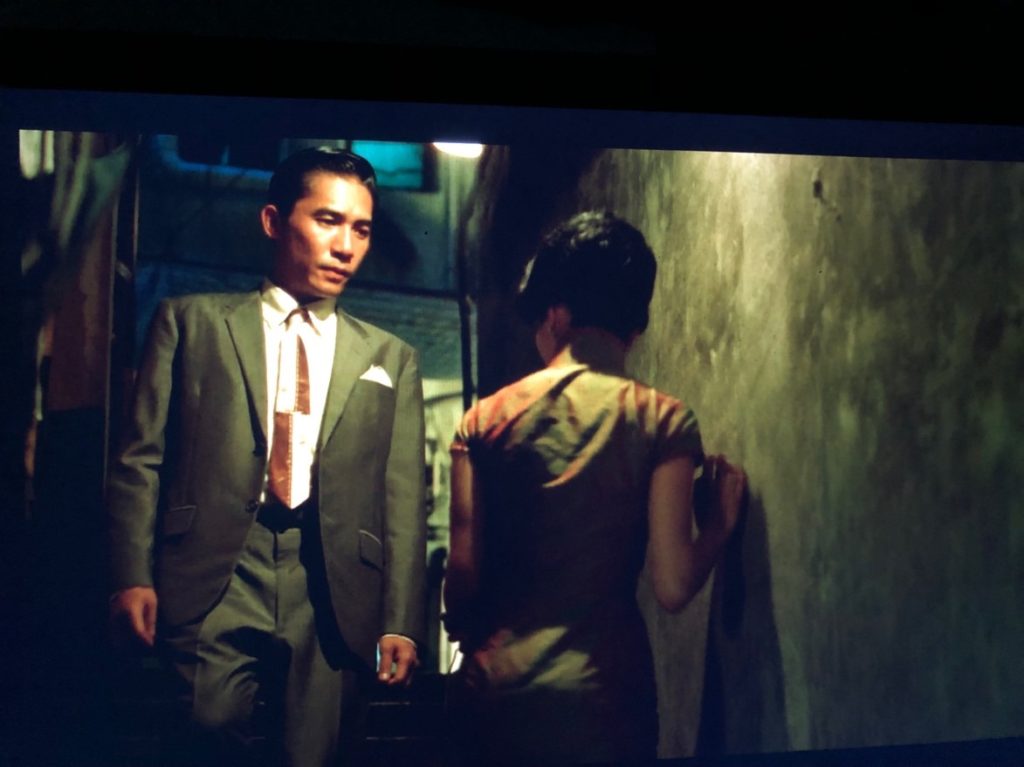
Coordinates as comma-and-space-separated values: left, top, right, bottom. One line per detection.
245, 500, 260, 514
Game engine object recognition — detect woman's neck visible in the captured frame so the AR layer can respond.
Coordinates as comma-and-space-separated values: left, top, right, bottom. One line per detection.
548, 327, 629, 372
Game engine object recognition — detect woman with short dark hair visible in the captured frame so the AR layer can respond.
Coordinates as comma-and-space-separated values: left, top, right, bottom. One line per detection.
444, 211, 746, 766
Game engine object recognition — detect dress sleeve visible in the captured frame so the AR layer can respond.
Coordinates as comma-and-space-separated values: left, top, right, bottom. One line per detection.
654, 396, 704, 466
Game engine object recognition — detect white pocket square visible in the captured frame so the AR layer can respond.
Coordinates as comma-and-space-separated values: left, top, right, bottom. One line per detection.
359, 364, 393, 388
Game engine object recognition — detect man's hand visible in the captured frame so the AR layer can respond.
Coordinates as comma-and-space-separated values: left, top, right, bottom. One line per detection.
109, 586, 158, 647
377, 635, 418, 686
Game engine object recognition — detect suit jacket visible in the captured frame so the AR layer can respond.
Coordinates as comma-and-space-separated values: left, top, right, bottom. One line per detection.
107, 290, 427, 669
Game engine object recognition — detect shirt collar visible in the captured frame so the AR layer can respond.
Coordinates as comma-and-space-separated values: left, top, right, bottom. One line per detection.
261, 279, 336, 334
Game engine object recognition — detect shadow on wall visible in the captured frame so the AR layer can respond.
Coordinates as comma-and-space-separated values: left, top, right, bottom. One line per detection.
698, 491, 790, 755
461, 144, 603, 396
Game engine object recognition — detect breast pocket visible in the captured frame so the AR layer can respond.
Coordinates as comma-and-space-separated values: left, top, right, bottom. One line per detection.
349, 380, 397, 439
354, 375, 396, 402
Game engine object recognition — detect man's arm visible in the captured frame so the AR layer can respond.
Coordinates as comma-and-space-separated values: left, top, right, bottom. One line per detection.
107, 299, 179, 645
378, 344, 427, 684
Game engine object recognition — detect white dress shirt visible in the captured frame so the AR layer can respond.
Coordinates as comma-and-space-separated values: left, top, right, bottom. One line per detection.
259, 281, 415, 653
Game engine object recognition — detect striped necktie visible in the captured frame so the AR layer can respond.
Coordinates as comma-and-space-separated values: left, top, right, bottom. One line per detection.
268, 307, 311, 508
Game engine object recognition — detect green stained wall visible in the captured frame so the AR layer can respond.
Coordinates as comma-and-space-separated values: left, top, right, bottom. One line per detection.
570, 150, 1024, 755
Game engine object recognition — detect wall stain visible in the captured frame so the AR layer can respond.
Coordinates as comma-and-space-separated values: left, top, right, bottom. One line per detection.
812, 170, 842, 221
972, 308, 1013, 363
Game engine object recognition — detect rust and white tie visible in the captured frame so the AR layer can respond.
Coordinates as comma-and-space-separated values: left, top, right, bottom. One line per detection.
268, 308, 311, 508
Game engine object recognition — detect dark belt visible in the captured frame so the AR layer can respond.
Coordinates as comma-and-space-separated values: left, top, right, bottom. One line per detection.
257, 497, 315, 532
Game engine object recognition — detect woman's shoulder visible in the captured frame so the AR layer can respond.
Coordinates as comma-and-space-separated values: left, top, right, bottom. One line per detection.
612, 377, 703, 456
612, 374, 694, 420
453, 369, 559, 447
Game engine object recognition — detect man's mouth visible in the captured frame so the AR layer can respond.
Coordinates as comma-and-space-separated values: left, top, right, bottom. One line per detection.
321, 266, 351, 281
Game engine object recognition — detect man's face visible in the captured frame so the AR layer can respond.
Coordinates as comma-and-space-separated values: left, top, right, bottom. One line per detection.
262, 171, 373, 301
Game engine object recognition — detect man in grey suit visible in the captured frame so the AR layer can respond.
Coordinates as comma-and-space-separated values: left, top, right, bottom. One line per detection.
107, 147, 426, 765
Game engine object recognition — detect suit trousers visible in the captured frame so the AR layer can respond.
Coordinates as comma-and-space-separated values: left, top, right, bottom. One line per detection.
161, 511, 365, 767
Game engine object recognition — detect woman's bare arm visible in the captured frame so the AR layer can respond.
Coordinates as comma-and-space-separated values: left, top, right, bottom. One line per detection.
443, 451, 482, 635
647, 454, 746, 612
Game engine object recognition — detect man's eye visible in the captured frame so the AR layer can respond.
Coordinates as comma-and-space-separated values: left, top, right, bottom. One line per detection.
355, 227, 371, 239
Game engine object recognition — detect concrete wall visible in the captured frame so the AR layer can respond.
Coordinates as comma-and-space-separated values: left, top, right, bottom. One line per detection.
569, 150, 1024, 755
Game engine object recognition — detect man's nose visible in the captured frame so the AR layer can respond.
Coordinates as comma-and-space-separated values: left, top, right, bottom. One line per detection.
332, 227, 354, 257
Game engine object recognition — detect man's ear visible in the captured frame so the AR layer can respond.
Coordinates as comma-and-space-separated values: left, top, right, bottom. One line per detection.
548, 305, 573, 337
260, 204, 281, 239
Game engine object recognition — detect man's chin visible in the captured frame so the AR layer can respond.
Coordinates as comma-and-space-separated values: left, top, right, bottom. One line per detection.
310, 282, 345, 299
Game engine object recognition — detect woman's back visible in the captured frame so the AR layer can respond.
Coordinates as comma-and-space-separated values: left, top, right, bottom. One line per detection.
449, 336, 703, 765
444, 211, 745, 766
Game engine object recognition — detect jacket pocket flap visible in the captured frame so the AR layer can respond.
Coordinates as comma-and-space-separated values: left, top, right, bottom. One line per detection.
161, 505, 196, 537
358, 530, 384, 569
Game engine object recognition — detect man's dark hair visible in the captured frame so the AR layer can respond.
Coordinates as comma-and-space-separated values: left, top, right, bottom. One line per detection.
268, 146, 378, 217
516, 210, 658, 343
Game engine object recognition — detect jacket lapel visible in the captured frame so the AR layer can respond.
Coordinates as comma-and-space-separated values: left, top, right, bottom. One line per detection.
319, 307, 372, 450
224, 292, 269, 445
